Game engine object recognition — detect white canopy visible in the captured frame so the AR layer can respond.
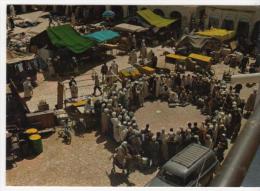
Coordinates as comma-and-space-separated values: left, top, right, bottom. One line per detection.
114, 23, 148, 33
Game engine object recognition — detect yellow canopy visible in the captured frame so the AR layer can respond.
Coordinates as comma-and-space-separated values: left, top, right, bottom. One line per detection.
120, 67, 141, 78
72, 100, 87, 107
137, 9, 177, 28
188, 53, 212, 63
166, 54, 187, 61
196, 28, 235, 41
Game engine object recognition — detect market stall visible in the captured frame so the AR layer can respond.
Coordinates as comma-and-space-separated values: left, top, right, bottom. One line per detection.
114, 23, 149, 50
137, 9, 178, 45
176, 34, 221, 55
188, 53, 213, 74
196, 28, 235, 42
83, 30, 120, 43
119, 66, 142, 79
7, 50, 38, 89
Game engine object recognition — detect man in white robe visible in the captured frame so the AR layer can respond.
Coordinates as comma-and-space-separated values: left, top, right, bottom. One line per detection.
47, 58, 55, 78
128, 50, 137, 65
23, 77, 33, 98
111, 60, 119, 75
111, 112, 120, 143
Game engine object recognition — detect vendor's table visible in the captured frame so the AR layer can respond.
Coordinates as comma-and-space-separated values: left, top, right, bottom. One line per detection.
26, 110, 55, 130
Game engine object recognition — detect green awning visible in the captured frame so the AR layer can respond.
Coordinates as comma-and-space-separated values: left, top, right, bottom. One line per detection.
47, 24, 96, 54
137, 9, 177, 28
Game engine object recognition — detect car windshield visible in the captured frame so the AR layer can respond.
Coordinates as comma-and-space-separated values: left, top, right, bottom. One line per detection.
158, 169, 185, 186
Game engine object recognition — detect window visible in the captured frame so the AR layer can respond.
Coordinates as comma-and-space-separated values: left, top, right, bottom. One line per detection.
158, 169, 185, 186
208, 16, 219, 28
222, 19, 234, 30
185, 171, 199, 184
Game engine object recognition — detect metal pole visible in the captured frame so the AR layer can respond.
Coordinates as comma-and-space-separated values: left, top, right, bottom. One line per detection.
210, 103, 260, 187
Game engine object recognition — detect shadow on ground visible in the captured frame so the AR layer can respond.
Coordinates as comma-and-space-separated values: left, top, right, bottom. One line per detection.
106, 171, 136, 186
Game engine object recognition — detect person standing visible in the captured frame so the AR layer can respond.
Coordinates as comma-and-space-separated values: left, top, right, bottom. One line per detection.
48, 14, 54, 27
9, 16, 15, 31
23, 77, 33, 98
93, 74, 102, 96
101, 63, 108, 83
69, 77, 78, 98
240, 55, 249, 73
111, 60, 119, 75
132, 34, 137, 50
140, 39, 147, 63
245, 88, 257, 115
151, 54, 158, 68
9, 5, 16, 17
149, 136, 160, 167
128, 50, 137, 65
47, 58, 55, 78
72, 57, 79, 74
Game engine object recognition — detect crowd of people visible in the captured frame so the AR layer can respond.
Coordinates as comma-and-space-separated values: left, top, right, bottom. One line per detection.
71, 64, 257, 175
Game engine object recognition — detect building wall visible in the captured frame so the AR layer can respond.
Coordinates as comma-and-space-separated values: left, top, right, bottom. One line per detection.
105, 5, 199, 29
204, 6, 260, 38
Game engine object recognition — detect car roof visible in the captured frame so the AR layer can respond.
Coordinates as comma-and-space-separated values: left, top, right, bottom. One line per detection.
162, 144, 215, 178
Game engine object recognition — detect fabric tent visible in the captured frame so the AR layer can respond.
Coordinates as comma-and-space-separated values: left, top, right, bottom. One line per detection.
196, 28, 235, 41
114, 23, 148, 33
176, 34, 219, 50
137, 9, 176, 28
7, 50, 35, 64
83, 30, 119, 43
188, 53, 212, 63
47, 25, 96, 54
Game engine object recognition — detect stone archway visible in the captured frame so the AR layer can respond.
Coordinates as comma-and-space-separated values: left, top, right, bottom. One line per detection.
128, 5, 138, 17
236, 20, 250, 39
170, 11, 182, 38
93, 6, 106, 21
251, 21, 260, 43
111, 6, 124, 20
153, 9, 165, 17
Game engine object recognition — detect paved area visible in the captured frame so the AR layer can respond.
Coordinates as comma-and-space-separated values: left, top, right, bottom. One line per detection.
6, 129, 158, 186
9, 17, 257, 185
135, 101, 206, 133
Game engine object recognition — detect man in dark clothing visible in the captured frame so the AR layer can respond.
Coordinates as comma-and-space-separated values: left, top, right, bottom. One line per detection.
149, 137, 160, 167
240, 56, 249, 73
69, 77, 77, 88
234, 84, 243, 94
9, 17, 15, 30
214, 143, 225, 163
151, 54, 158, 68
174, 73, 182, 87
101, 63, 108, 83
231, 108, 242, 142
48, 14, 54, 27
191, 122, 199, 135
